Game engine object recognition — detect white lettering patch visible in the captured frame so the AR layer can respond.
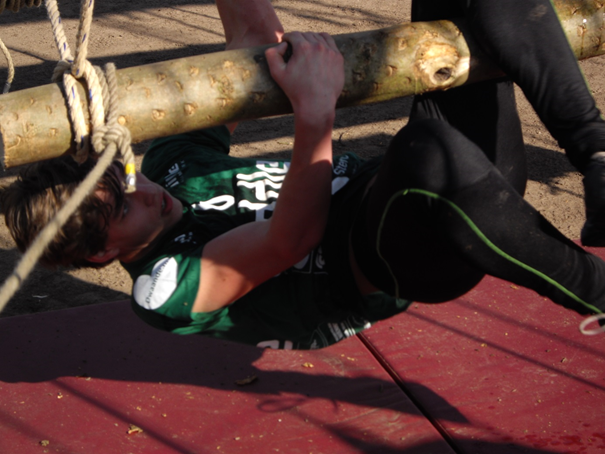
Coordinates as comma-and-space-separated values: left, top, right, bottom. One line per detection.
133, 257, 178, 310
191, 195, 235, 211
164, 162, 183, 188
331, 176, 350, 194
333, 155, 349, 175
256, 340, 294, 350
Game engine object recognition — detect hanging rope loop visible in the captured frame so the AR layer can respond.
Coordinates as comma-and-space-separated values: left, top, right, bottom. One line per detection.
0, 0, 137, 313
92, 62, 136, 192
0, 38, 14, 93
579, 313, 605, 335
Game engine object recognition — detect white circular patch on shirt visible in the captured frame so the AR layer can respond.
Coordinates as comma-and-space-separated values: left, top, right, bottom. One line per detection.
133, 257, 178, 310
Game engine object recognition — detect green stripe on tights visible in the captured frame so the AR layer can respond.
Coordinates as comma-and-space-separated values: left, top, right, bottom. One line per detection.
375, 188, 602, 314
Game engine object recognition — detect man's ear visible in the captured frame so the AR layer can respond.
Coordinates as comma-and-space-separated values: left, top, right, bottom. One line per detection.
86, 248, 120, 264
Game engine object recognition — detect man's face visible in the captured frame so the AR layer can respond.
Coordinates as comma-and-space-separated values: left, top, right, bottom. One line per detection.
97, 169, 183, 263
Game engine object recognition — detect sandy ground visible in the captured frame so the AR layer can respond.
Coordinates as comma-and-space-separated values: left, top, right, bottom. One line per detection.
0, 0, 602, 317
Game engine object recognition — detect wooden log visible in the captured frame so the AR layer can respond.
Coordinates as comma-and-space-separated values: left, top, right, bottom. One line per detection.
1, 0, 603, 169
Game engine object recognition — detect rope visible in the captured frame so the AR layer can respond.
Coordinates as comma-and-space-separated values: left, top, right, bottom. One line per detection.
47, 0, 101, 162
0, 0, 135, 312
0, 133, 119, 312
0, 0, 41, 14
45, 0, 136, 183
579, 314, 605, 335
45, 0, 136, 187
0, 2, 18, 94
0, 37, 14, 93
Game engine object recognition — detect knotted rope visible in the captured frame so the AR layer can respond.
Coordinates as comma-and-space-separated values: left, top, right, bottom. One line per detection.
0, 0, 136, 312
46, 0, 136, 182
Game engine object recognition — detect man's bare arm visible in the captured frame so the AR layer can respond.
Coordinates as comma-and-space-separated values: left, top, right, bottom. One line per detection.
216, 0, 284, 133
193, 32, 344, 313
216, 0, 284, 51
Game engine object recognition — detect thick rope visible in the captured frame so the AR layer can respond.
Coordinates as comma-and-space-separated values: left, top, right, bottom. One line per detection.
0, 37, 14, 93
0, 138, 119, 312
47, 0, 98, 162
0, 0, 135, 312
0, 0, 39, 85
0, 62, 132, 311
45, 0, 136, 187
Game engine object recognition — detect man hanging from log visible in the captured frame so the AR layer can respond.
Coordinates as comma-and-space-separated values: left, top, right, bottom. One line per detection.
1, 0, 604, 348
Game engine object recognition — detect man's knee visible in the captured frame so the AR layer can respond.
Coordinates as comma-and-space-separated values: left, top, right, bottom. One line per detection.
386, 118, 494, 193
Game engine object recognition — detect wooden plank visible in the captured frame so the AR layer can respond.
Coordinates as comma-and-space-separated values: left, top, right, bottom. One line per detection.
360, 245, 605, 454
0, 300, 455, 454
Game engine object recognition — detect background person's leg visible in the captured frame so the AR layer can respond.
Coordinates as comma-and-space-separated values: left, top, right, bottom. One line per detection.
412, 0, 605, 172
461, 0, 605, 248
465, 0, 605, 172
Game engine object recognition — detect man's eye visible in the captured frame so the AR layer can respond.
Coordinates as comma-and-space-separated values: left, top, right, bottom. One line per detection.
122, 202, 129, 217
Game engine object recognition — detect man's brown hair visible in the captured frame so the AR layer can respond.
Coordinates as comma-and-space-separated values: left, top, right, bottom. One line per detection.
0, 157, 125, 269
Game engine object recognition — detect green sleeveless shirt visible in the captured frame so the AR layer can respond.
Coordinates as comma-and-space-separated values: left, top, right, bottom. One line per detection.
123, 126, 411, 349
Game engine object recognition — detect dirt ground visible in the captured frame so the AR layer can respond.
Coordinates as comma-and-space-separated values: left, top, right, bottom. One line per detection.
0, 0, 603, 318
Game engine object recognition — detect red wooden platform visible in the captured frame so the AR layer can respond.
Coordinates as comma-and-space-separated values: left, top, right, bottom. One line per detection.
0, 301, 453, 454
362, 281, 605, 453
1, 247, 604, 453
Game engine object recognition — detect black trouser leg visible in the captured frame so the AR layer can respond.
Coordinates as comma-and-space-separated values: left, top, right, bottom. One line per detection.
352, 119, 605, 314
412, 0, 605, 172
411, 80, 527, 195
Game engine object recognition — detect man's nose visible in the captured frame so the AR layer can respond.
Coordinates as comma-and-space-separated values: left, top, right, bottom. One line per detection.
134, 181, 155, 207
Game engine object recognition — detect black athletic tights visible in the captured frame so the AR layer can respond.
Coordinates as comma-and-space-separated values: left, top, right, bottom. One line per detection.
351, 0, 605, 315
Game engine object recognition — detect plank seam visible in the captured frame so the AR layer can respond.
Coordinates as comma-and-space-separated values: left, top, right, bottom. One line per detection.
356, 331, 463, 454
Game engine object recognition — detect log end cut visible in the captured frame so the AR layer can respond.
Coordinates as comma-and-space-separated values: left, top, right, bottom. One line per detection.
413, 41, 470, 90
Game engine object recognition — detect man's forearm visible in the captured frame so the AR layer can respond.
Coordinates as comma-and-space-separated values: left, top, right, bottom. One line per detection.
215, 0, 284, 132
269, 112, 335, 258
263, 32, 344, 258
216, 0, 283, 50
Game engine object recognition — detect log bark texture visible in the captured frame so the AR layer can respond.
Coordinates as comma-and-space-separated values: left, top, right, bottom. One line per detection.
1, 0, 603, 168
